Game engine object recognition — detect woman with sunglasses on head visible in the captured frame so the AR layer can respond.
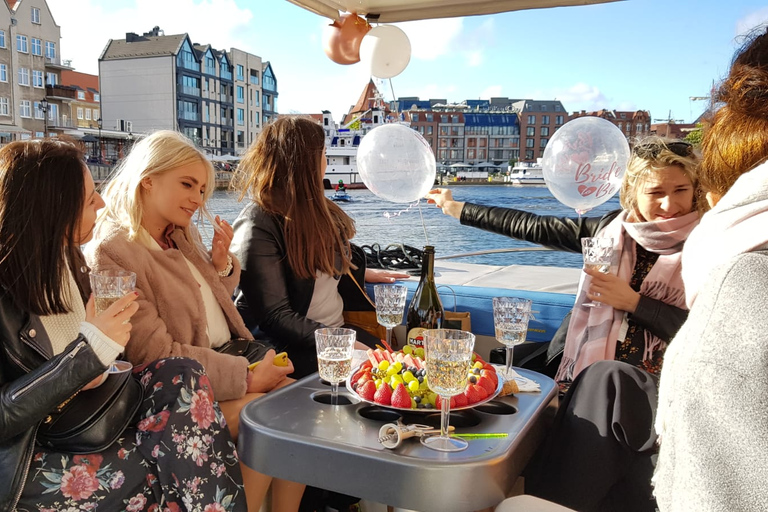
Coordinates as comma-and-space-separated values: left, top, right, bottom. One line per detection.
86, 130, 304, 512
427, 139, 700, 511
0, 140, 247, 511
653, 27, 768, 512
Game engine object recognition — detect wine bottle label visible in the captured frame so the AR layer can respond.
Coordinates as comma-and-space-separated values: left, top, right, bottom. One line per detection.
406, 327, 426, 348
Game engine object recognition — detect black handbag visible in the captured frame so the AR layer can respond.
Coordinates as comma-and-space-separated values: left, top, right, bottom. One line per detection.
215, 338, 274, 364
37, 369, 143, 454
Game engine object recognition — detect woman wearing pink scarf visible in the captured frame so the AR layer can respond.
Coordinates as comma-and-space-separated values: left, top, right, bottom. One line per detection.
429, 138, 700, 511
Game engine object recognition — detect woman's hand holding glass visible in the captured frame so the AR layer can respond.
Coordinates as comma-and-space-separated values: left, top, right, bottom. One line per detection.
581, 237, 614, 308
85, 292, 139, 347
583, 268, 641, 312
211, 215, 234, 274
246, 349, 295, 393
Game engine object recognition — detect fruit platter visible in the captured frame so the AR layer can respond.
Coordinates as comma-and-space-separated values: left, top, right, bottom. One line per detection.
347, 346, 502, 411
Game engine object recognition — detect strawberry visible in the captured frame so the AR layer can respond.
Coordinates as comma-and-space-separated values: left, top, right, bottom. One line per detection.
358, 380, 376, 402
360, 360, 373, 371
481, 369, 498, 386
464, 383, 486, 404
435, 395, 456, 409
357, 372, 373, 387
453, 392, 468, 408
390, 383, 412, 409
477, 375, 496, 395
483, 363, 495, 372
373, 383, 392, 405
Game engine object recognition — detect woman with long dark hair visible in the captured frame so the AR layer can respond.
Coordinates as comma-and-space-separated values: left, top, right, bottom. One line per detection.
0, 139, 246, 511
232, 117, 407, 378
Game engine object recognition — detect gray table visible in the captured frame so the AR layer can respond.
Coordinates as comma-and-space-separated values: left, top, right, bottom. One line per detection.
239, 368, 558, 512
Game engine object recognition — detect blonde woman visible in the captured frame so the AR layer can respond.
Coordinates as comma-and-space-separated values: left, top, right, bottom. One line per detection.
87, 130, 303, 512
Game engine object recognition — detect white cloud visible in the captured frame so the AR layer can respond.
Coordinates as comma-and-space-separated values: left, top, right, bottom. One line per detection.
481, 85, 503, 98
48, 0, 254, 73
466, 51, 483, 67
530, 83, 609, 112
735, 7, 768, 37
396, 18, 463, 60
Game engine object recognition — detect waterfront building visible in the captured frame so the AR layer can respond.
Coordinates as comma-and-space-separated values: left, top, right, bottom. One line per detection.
59, 69, 99, 129
651, 120, 698, 140
99, 26, 273, 156
569, 108, 652, 143
512, 99, 566, 162
0, 0, 71, 142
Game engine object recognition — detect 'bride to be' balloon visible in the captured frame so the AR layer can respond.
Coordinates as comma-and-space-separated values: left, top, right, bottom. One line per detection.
541, 117, 630, 213
357, 124, 436, 203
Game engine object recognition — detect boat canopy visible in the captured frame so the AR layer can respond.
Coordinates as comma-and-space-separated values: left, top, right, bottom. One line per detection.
285, 0, 621, 22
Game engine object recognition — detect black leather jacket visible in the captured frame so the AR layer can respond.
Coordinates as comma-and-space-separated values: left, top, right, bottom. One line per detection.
232, 202, 371, 352
0, 256, 108, 511
460, 203, 688, 342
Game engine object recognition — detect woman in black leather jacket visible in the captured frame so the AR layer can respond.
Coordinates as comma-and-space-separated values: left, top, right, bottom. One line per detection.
427, 139, 701, 512
0, 140, 245, 511
231, 117, 407, 379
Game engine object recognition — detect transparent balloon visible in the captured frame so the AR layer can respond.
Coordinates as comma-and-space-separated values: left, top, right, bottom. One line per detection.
359, 25, 411, 79
357, 124, 436, 203
541, 117, 630, 213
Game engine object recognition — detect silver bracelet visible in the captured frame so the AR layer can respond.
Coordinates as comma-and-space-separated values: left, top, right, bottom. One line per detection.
218, 254, 233, 277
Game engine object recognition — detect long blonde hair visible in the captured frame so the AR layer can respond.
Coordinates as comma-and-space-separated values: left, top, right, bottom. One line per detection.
233, 117, 356, 280
97, 130, 215, 243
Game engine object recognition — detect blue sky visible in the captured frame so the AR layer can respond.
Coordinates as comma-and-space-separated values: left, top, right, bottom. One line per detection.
48, 0, 768, 124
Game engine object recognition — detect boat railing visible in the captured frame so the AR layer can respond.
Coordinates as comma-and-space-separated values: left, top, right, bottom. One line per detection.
435, 246, 553, 260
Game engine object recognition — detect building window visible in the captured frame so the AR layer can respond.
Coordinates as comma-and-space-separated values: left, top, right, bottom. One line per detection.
237, 86, 244, 103
177, 41, 200, 71
249, 70, 259, 85
77, 91, 85, 100
636, 123, 642, 133
412, 113, 419, 122
0, 30, 5, 48
31, 7, 40, 23
555, 104, 561, 111
0, 64, 6, 83
526, 138, 534, 148
0, 97, 8, 116
542, 115, 550, 125
31, 38, 41, 56
46, 72, 56, 86
16, 35, 28, 53
540, 138, 548, 148
620, 113, 626, 119
427, 126, 433, 135
85, 109, 91, 120
236, 65, 244, 81
180, 75, 200, 96
541, 104, 547, 111
205, 56, 216, 75
555, 115, 564, 125
45, 41, 55, 59
426, 113, 433, 122
94, 93, 100, 102
19, 100, 31, 118
526, 126, 535, 136
77, 107, 83, 119
527, 115, 535, 125
237, 108, 244, 125
17, 68, 29, 86
32, 70, 43, 88
451, 115, 459, 123
34, 101, 45, 119
93, 109, 99, 119
220, 60, 232, 80
618, 122, 623, 131
541, 127, 549, 137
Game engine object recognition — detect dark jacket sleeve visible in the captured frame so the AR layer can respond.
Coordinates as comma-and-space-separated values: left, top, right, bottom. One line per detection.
460, 203, 621, 253
630, 295, 689, 343
232, 206, 322, 351
0, 338, 106, 442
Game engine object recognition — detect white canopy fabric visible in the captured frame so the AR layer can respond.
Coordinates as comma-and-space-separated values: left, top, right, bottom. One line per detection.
285, 0, 621, 22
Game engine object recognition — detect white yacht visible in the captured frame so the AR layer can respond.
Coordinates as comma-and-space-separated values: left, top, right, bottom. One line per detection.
508, 160, 546, 185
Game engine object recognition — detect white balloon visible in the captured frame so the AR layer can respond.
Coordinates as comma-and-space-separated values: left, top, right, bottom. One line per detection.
358, 25, 411, 79
357, 124, 436, 203
541, 117, 630, 213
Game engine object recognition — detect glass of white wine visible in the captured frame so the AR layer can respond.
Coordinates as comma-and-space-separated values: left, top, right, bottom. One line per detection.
492, 297, 533, 382
580, 237, 614, 308
315, 327, 356, 405
89, 270, 137, 315
421, 329, 475, 452
374, 284, 408, 349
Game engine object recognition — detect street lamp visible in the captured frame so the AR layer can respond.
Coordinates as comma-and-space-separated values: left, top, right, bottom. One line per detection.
40, 98, 49, 137
97, 117, 102, 163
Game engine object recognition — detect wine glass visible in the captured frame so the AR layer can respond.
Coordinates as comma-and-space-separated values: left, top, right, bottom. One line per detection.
492, 297, 532, 381
374, 284, 408, 349
90, 270, 137, 315
421, 329, 475, 452
580, 237, 614, 308
315, 328, 356, 405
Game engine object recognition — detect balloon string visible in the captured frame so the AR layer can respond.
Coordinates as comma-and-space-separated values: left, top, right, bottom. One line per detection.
417, 201, 430, 245
388, 78, 400, 121
382, 199, 432, 244
383, 201, 419, 219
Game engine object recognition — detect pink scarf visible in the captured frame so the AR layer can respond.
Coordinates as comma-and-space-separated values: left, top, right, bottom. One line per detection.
555, 210, 699, 383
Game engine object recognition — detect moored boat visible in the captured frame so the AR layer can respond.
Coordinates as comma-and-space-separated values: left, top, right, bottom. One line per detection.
508, 161, 545, 185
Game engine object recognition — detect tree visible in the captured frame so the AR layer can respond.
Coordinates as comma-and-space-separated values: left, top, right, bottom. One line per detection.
684, 124, 703, 147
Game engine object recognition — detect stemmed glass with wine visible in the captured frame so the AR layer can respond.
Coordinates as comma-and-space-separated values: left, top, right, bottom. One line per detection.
374, 284, 408, 349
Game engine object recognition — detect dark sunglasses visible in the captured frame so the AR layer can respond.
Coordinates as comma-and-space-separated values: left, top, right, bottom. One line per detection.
633, 141, 693, 159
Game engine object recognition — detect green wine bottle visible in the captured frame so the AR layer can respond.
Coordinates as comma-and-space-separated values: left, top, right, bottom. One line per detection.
405, 246, 444, 348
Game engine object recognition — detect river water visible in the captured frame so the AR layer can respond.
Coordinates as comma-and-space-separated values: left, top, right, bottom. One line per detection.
205, 185, 621, 268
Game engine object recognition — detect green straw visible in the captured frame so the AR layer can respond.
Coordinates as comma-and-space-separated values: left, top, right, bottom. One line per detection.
452, 433, 509, 439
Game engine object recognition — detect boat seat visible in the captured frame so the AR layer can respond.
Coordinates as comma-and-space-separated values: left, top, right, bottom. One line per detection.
495, 495, 576, 512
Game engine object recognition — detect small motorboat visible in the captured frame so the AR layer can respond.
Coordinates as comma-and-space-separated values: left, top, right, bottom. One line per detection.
331, 190, 352, 202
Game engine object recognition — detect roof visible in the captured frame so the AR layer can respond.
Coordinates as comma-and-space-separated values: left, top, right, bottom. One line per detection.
100, 33, 187, 60
348, 80, 389, 117
285, 0, 621, 22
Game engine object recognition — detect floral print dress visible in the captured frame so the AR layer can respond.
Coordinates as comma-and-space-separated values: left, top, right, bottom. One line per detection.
17, 357, 247, 512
